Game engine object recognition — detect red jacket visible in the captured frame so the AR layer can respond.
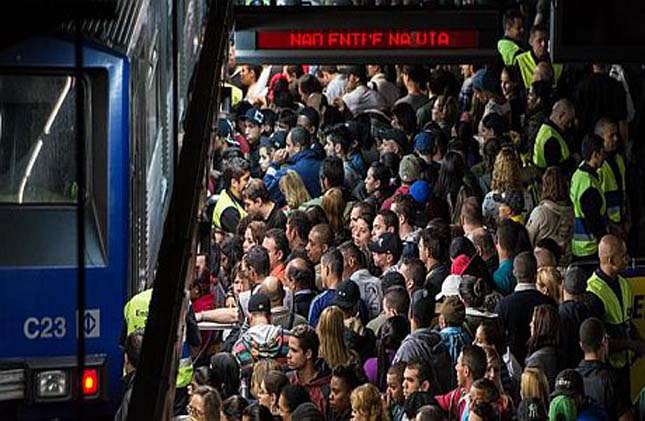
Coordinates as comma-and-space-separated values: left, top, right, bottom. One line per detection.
287, 365, 331, 417
435, 387, 468, 421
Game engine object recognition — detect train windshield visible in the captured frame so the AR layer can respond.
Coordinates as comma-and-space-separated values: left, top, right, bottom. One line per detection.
0, 74, 83, 204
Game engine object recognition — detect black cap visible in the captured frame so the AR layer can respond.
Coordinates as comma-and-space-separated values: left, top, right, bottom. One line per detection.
248, 292, 271, 313
563, 266, 588, 295
411, 289, 435, 321
334, 280, 360, 309
551, 369, 584, 399
377, 127, 407, 146
269, 130, 287, 149
241, 107, 265, 126
368, 233, 403, 257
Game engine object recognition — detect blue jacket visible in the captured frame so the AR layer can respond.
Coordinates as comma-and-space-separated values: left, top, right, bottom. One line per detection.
439, 326, 473, 367
264, 148, 322, 206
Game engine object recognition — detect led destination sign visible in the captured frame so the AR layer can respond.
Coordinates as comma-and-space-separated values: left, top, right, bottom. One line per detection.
257, 29, 479, 50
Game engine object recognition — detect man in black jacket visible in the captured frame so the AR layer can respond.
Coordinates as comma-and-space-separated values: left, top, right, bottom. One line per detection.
576, 317, 631, 420
495, 252, 556, 364
559, 266, 594, 369
114, 330, 144, 421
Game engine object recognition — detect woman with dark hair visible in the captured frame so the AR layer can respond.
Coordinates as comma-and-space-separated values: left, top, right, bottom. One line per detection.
459, 275, 498, 337
222, 395, 249, 421
209, 352, 241, 400
435, 151, 482, 224
500, 66, 525, 131
362, 161, 394, 210
525, 166, 573, 265
363, 315, 410, 390
472, 137, 501, 195
379, 152, 400, 186
257, 370, 288, 417
219, 236, 243, 287
305, 205, 329, 227
243, 221, 267, 254
242, 403, 273, 421
350, 204, 377, 275
525, 304, 560, 388
391, 102, 418, 141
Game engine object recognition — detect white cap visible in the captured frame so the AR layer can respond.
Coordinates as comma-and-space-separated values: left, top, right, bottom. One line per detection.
436, 275, 462, 300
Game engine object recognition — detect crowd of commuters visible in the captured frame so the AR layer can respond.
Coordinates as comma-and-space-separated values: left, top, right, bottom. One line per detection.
118, 6, 645, 421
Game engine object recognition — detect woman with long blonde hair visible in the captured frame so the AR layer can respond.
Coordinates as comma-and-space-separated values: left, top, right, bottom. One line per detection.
535, 266, 563, 304
316, 306, 358, 369
520, 366, 550, 409
482, 148, 533, 227
350, 383, 389, 421
279, 170, 311, 214
321, 187, 346, 236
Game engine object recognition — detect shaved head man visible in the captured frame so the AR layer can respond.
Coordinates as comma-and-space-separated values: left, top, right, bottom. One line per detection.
262, 276, 307, 329
586, 234, 644, 400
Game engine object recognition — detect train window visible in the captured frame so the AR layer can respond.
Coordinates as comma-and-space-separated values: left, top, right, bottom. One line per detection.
0, 74, 83, 204
0, 71, 109, 266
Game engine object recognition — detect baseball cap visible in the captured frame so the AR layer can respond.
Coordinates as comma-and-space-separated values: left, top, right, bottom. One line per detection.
248, 292, 271, 313
241, 107, 265, 126
217, 117, 235, 137
368, 233, 403, 258
334, 280, 361, 310
270, 130, 287, 149
413, 131, 435, 154
451, 254, 473, 276
377, 127, 407, 146
411, 288, 436, 320
399, 154, 422, 184
548, 395, 577, 421
516, 398, 547, 421
409, 180, 432, 204
436, 274, 462, 300
500, 189, 525, 215
563, 266, 588, 295
472, 69, 501, 95
551, 369, 584, 399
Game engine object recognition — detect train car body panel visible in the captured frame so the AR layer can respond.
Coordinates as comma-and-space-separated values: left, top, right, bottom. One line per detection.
0, 37, 130, 418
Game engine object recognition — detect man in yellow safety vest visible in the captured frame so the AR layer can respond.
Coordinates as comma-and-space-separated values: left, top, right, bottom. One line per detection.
595, 118, 629, 235
586, 235, 644, 399
212, 157, 251, 234
570, 134, 607, 260
497, 9, 525, 66
513, 25, 562, 90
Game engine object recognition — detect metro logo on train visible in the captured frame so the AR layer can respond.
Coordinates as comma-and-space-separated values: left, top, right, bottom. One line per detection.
257, 29, 479, 50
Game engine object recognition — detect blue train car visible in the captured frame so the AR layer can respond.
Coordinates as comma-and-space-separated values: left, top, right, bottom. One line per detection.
0, 0, 207, 418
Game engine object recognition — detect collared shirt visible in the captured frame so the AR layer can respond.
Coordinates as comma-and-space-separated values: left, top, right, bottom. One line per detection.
514, 282, 537, 292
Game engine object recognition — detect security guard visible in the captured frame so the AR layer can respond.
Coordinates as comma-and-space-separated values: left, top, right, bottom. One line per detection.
570, 134, 607, 260
533, 99, 575, 173
586, 235, 644, 396
123, 287, 201, 411
212, 157, 250, 234
595, 118, 628, 228
497, 9, 525, 66
514, 25, 562, 89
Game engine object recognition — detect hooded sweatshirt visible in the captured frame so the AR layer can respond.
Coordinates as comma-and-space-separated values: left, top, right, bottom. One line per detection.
576, 359, 627, 419
393, 327, 455, 394
288, 359, 332, 417
526, 199, 574, 265
232, 323, 290, 369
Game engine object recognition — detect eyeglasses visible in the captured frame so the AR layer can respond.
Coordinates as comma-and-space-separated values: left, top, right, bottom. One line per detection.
187, 404, 205, 418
